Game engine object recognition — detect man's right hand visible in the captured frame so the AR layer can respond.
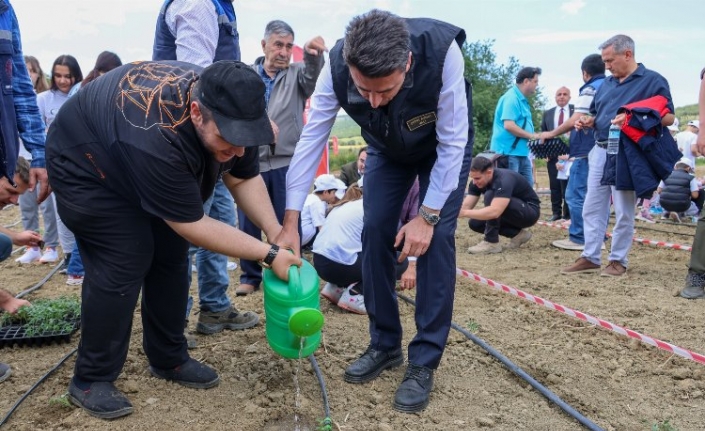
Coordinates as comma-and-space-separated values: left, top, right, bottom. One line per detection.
270, 248, 302, 282
272, 210, 302, 258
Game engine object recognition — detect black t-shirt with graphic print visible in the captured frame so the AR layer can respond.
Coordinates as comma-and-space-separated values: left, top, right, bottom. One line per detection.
46, 61, 258, 223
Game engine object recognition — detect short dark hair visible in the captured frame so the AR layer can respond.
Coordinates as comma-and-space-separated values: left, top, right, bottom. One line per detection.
581, 53, 605, 77
470, 156, 494, 173
191, 80, 214, 124
358, 146, 367, 156
516, 67, 541, 84
343, 9, 409, 78
50, 54, 83, 91
15, 156, 30, 185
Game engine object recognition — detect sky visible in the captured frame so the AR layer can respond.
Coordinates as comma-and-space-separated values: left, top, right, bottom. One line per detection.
13, 0, 705, 111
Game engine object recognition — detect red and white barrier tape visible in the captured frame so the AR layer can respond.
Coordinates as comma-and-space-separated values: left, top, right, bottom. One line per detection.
536, 220, 693, 252
456, 267, 705, 365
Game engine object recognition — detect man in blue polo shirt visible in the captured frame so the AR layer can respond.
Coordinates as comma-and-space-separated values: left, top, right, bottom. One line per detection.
490, 66, 547, 186
562, 34, 674, 277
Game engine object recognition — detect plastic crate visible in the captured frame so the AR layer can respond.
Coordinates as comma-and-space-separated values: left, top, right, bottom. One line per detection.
0, 318, 80, 348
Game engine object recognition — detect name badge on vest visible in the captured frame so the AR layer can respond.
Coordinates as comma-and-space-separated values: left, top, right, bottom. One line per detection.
406, 112, 437, 131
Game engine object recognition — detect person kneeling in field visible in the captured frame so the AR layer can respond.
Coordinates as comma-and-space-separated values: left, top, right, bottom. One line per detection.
460, 156, 540, 254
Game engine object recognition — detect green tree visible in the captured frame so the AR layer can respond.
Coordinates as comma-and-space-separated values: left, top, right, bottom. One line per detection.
463, 39, 545, 155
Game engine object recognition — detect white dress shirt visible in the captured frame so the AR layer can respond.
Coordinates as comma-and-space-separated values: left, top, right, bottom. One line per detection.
286, 41, 469, 212
165, 0, 220, 67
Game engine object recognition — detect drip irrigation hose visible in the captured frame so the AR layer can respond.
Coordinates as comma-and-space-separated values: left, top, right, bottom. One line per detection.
397, 293, 604, 431
15, 260, 64, 299
10, 246, 26, 256
2, 219, 21, 229
0, 347, 78, 427
308, 355, 332, 429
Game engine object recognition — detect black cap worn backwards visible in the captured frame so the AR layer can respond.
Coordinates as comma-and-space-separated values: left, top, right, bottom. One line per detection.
198, 60, 274, 147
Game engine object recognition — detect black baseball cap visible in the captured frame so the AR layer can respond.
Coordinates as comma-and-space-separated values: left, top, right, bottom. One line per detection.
197, 60, 274, 147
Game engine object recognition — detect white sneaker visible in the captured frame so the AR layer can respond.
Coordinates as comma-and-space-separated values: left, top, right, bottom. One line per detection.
15, 247, 41, 264
226, 261, 238, 271
337, 286, 367, 314
39, 247, 59, 263
320, 282, 346, 304
467, 240, 503, 254
66, 275, 84, 286
507, 229, 533, 249
551, 238, 584, 251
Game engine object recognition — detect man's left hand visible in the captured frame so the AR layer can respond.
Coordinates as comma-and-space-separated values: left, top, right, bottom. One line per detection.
29, 167, 51, 203
395, 217, 434, 263
304, 36, 328, 56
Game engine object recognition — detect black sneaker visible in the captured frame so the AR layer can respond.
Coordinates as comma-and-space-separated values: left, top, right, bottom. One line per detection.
344, 347, 403, 384
196, 306, 259, 334
393, 364, 434, 413
0, 363, 11, 383
149, 358, 220, 389
68, 380, 134, 419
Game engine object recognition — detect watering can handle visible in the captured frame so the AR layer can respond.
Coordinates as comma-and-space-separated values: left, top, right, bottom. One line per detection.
288, 265, 302, 298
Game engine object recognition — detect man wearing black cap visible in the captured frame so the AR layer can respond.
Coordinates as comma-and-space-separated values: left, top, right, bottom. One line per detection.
46, 60, 300, 419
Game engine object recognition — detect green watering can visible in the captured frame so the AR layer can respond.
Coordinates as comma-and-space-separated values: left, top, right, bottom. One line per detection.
262, 260, 324, 359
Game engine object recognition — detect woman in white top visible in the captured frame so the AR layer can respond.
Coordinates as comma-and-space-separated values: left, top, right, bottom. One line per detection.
36, 55, 83, 283
313, 185, 408, 314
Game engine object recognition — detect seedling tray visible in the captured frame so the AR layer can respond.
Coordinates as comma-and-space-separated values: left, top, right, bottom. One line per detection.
0, 318, 80, 348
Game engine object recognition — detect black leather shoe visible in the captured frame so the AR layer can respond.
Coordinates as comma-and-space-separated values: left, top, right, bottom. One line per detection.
547, 214, 563, 222
393, 364, 434, 413
344, 347, 403, 384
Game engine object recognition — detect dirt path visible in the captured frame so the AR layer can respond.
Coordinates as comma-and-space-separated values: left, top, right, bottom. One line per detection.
1, 169, 704, 430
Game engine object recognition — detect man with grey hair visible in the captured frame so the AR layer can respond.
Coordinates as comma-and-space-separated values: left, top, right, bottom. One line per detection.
562, 34, 675, 277
236, 20, 326, 296
277, 9, 473, 413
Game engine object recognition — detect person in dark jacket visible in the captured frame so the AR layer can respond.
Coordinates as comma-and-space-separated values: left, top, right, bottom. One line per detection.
657, 158, 701, 222
338, 146, 367, 187
277, 10, 472, 413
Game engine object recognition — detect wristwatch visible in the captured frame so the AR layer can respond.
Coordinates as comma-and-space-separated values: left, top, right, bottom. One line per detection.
258, 244, 280, 268
419, 206, 440, 226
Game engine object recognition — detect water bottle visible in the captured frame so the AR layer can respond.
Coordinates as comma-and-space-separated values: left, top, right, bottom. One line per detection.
263, 260, 324, 359
607, 124, 620, 155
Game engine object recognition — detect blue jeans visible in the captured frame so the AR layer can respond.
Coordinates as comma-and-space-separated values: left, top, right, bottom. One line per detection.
507, 155, 533, 186
186, 179, 236, 315
0, 233, 11, 262
67, 242, 84, 276
238, 166, 289, 288
565, 157, 588, 244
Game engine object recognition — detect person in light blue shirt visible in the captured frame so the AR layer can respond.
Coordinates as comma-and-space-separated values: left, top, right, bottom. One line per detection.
490, 66, 544, 186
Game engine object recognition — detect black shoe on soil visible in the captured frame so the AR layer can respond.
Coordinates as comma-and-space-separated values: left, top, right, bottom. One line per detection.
196, 306, 259, 334
149, 358, 220, 389
0, 363, 11, 383
393, 364, 434, 413
681, 271, 705, 299
68, 380, 134, 419
344, 347, 403, 384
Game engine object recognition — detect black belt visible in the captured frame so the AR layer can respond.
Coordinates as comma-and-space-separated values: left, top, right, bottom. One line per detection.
595, 140, 608, 149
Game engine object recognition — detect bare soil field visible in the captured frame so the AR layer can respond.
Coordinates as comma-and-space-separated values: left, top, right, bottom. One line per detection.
1, 169, 704, 431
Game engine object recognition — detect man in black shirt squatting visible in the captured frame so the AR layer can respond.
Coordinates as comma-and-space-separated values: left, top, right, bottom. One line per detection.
461, 156, 541, 254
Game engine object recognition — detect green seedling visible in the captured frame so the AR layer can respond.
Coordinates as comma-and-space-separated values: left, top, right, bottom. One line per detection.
466, 320, 480, 333
49, 394, 72, 409
316, 417, 333, 431
651, 418, 678, 431
0, 296, 80, 337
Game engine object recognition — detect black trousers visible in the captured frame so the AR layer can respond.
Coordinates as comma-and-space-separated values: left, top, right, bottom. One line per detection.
58, 203, 190, 382
469, 195, 540, 242
547, 156, 568, 218
312, 252, 408, 290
